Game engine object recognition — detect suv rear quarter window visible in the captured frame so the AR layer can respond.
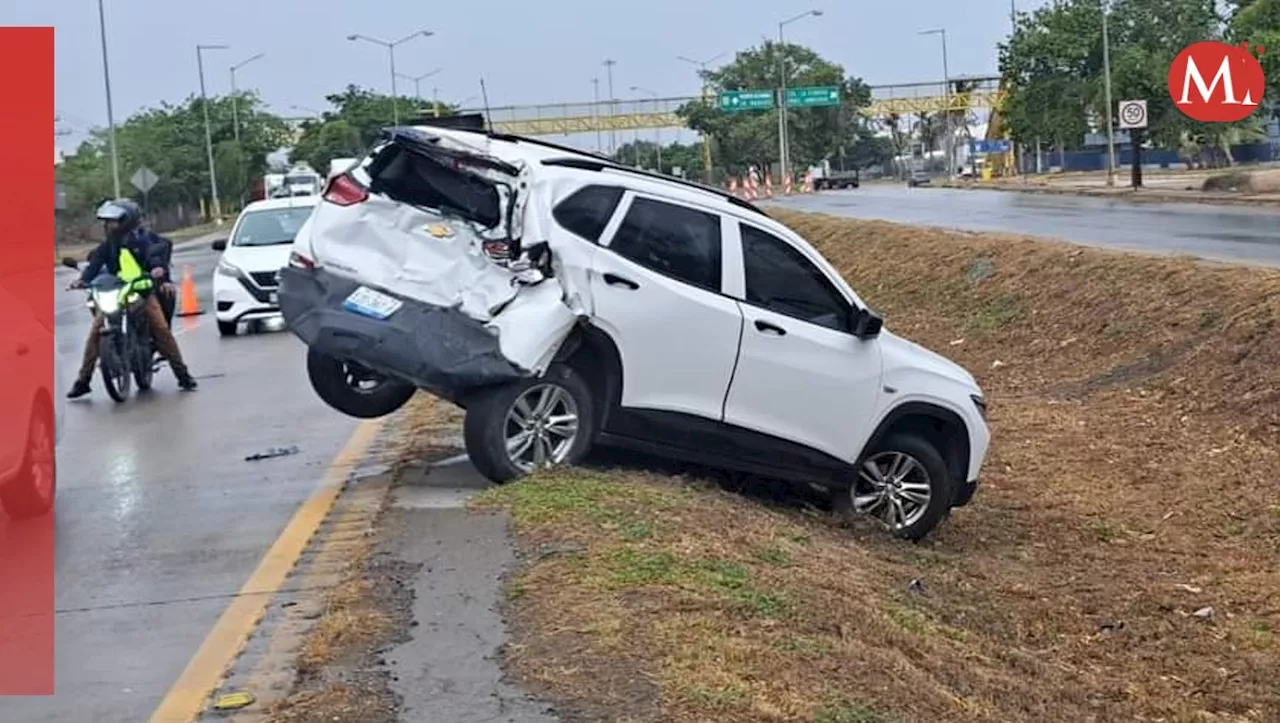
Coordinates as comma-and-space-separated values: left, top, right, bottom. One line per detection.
552, 184, 625, 243
607, 196, 722, 292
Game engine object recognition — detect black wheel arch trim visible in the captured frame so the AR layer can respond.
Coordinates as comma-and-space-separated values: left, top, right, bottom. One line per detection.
859, 401, 973, 499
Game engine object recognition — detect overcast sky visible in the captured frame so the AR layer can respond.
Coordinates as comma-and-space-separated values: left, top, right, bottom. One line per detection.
12, 0, 1048, 150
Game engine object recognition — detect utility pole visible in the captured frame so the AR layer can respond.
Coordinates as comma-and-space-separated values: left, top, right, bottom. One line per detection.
592, 77, 602, 154
197, 43, 229, 222
348, 30, 434, 126
97, 0, 121, 198
230, 52, 264, 143
603, 59, 617, 154
777, 10, 823, 183
631, 87, 662, 172
678, 52, 727, 183
1101, 0, 1117, 187
920, 28, 953, 177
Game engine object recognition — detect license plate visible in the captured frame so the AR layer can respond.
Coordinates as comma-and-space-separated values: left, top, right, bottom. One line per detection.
343, 285, 403, 320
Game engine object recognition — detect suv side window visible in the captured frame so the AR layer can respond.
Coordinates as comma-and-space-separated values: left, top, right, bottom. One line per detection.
740, 224, 852, 332
552, 184, 625, 243
608, 196, 722, 292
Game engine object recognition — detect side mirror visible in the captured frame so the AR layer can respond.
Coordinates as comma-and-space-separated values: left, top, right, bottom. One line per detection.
211, 239, 228, 251
851, 307, 883, 339
61, 257, 80, 270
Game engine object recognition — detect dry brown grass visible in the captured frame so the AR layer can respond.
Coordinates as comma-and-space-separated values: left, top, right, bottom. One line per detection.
472, 211, 1280, 723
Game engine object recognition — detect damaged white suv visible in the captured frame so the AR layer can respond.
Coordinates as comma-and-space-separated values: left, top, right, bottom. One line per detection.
280, 127, 990, 540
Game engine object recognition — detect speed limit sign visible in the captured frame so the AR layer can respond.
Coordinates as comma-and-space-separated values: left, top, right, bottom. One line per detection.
1118, 99, 1148, 129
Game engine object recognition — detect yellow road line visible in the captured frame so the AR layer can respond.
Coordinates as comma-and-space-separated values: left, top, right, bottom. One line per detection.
148, 418, 384, 723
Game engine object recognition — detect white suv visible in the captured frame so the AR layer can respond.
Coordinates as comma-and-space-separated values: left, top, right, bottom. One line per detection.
280, 127, 990, 539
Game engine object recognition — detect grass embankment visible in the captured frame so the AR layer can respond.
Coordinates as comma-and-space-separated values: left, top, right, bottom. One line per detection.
468, 211, 1280, 722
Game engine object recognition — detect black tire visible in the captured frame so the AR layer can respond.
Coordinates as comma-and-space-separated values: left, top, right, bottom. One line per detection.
834, 433, 956, 542
100, 335, 130, 403
0, 398, 56, 520
306, 348, 416, 419
217, 320, 238, 337
463, 363, 596, 484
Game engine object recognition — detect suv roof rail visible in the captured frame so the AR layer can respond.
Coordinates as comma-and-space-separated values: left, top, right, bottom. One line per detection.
539, 157, 770, 218
382, 124, 770, 218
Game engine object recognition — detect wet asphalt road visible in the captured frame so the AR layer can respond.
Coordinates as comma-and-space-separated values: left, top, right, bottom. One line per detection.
773, 185, 1280, 268
0, 238, 360, 722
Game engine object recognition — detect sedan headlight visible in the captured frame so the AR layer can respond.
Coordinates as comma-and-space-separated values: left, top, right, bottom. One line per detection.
217, 258, 243, 278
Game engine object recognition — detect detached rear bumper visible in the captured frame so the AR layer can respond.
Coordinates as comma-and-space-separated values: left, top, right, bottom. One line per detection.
278, 266, 528, 394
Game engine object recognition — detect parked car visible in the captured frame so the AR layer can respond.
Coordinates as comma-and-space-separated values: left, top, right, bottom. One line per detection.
0, 281, 63, 519
908, 169, 931, 187
280, 127, 990, 540
212, 195, 320, 337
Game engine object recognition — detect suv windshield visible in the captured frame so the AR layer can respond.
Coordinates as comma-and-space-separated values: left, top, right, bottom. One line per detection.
232, 207, 314, 247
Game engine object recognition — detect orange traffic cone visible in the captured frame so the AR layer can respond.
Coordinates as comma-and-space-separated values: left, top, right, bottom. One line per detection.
177, 264, 203, 316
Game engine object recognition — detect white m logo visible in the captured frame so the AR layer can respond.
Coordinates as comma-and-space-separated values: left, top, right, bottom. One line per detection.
1178, 55, 1259, 106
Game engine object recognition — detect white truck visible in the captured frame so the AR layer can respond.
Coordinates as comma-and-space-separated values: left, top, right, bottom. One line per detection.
809, 159, 861, 190
282, 164, 322, 196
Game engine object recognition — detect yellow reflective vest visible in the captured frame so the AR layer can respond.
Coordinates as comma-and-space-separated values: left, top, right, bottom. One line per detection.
116, 245, 153, 292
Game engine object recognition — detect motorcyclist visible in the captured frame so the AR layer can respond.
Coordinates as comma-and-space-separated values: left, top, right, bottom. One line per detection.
66, 199, 198, 397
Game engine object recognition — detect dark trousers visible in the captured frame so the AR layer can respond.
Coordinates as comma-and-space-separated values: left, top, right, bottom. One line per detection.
77, 294, 190, 382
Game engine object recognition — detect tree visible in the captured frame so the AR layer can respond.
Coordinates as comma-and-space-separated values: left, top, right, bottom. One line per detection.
288, 85, 458, 172
56, 91, 289, 220
999, 0, 1262, 161
1226, 0, 1280, 118
675, 42, 872, 174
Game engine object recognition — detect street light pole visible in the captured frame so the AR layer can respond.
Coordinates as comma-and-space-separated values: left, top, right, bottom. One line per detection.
603, 59, 617, 154
97, 0, 121, 198
678, 52, 727, 182
778, 10, 823, 184
348, 30, 434, 126
631, 86, 662, 172
197, 43, 229, 222
592, 78, 602, 154
1101, 0, 1117, 187
920, 28, 953, 177
396, 67, 441, 101
230, 52, 265, 143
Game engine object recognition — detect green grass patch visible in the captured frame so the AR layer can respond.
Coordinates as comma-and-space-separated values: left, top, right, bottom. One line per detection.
471, 470, 682, 528
967, 292, 1027, 333
813, 700, 895, 723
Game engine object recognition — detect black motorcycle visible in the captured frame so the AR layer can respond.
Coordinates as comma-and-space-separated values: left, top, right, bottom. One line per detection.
63, 261, 155, 402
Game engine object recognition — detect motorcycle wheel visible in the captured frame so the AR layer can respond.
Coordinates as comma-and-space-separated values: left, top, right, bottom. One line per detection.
100, 335, 131, 403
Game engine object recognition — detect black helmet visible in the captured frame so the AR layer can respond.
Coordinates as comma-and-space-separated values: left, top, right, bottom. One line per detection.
96, 198, 142, 233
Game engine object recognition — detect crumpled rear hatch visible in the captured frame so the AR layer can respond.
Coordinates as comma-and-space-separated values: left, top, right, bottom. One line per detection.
295, 127, 578, 379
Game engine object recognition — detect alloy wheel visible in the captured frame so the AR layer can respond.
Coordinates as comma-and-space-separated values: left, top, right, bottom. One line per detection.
851, 451, 933, 531
503, 383, 581, 472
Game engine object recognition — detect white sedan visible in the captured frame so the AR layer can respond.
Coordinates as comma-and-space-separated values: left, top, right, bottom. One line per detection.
212, 196, 319, 337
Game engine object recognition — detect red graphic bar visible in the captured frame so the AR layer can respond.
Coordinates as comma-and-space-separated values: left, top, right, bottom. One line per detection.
0, 25, 57, 696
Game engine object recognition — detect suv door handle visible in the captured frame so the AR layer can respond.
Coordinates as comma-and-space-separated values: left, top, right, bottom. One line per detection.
14, 343, 29, 357
603, 273, 639, 290
754, 319, 786, 336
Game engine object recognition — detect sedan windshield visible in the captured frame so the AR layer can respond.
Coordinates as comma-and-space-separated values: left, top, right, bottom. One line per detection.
231, 207, 314, 247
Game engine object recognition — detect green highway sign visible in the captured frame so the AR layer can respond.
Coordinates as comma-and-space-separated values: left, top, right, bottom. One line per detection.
719, 89, 774, 111
785, 85, 841, 108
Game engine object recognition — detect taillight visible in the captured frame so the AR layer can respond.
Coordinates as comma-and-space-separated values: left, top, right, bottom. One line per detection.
323, 173, 368, 206
288, 251, 315, 269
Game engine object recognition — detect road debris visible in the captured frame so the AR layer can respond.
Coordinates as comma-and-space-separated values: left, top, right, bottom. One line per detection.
245, 445, 300, 462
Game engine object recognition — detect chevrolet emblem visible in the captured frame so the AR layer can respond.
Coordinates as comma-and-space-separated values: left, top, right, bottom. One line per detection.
425, 223, 455, 239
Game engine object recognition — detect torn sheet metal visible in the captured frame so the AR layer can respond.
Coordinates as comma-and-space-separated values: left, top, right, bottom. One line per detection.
485, 278, 579, 372
307, 195, 520, 323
